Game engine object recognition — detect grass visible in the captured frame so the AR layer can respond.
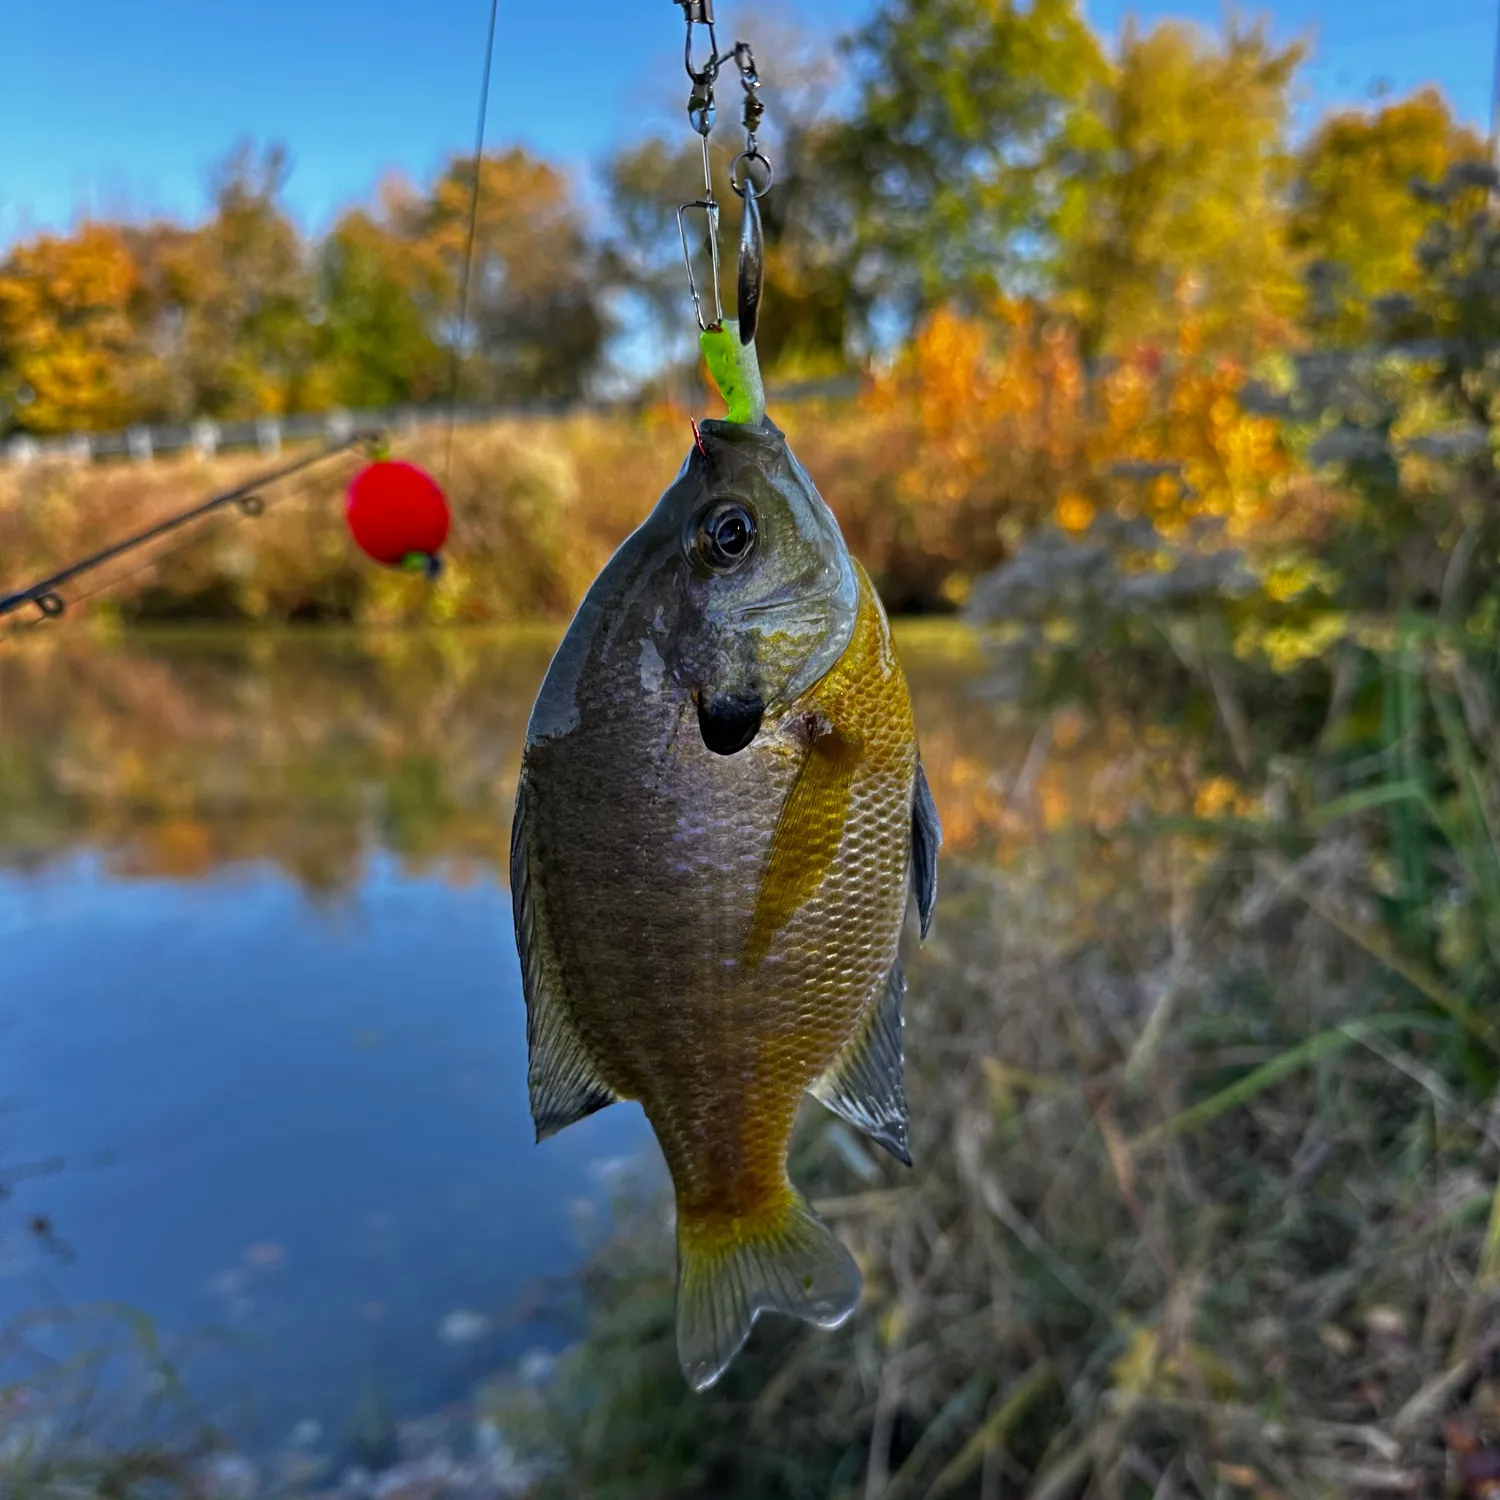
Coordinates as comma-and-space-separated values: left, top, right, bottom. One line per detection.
5, 615, 1496, 1497
3, 600, 1499, 1500
0, 398, 987, 630
483, 622, 1500, 1500
0, 1303, 218, 1500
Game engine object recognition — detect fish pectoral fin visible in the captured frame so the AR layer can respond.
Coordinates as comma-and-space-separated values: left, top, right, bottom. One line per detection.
511, 769, 619, 1143
676, 1191, 861, 1392
810, 960, 911, 1166
745, 719, 861, 966
911, 757, 942, 940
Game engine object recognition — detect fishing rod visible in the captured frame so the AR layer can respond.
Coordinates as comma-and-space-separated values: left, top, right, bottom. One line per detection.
0, 432, 385, 623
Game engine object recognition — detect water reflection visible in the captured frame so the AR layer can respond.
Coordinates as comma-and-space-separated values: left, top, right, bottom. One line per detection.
0, 626, 1010, 889
0, 854, 647, 1450
0, 629, 563, 891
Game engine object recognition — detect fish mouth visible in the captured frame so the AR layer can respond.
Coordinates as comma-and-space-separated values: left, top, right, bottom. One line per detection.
696, 690, 764, 756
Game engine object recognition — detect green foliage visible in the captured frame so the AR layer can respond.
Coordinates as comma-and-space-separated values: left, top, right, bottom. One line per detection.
1279, 164, 1500, 1071
0, 1302, 214, 1499
974, 156, 1500, 1068
164, 143, 328, 418
1055, 21, 1304, 358
318, 207, 447, 409
829, 0, 1107, 321
1288, 159, 1500, 616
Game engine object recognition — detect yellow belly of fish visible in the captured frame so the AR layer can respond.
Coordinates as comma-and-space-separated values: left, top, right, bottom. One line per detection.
645, 564, 916, 1235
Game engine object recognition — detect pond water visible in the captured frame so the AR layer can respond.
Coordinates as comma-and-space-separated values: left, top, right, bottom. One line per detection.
0, 625, 997, 1460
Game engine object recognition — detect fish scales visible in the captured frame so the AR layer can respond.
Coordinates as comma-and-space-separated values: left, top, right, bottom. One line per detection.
512, 415, 940, 1390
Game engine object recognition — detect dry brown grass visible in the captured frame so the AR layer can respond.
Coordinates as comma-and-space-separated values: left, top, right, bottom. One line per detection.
491, 674, 1500, 1500
0, 416, 688, 627
0, 317, 1300, 634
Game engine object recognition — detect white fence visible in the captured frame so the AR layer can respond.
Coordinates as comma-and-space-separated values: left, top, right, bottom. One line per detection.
0, 379, 865, 468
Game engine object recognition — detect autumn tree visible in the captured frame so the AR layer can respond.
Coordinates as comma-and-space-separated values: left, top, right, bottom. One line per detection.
0, 224, 153, 434
1053, 20, 1305, 360
404, 149, 607, 403
827, 0, 1106, 330
603, 136, 861, 383
121, 144, 327, 421
1289, 89, 1488, 341
319, 184, 448, 410
602, 15, 863, 381
120, 220, 201, 420
197, 143, 323, 415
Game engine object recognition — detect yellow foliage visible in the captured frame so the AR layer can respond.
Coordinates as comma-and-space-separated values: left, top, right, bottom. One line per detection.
1258, 553, 1339, 603
1291, 89, 1487, 338
1056, 493, 1095, 532
1237, 612, 1349, 673
1058, 21, 1306, 359
1193, 775, 1252, 819
1110, 1324, 1240, 1400
0, 225, 152, 433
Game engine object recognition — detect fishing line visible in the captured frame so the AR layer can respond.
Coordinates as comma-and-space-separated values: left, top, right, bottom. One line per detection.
443, 0, 503, 488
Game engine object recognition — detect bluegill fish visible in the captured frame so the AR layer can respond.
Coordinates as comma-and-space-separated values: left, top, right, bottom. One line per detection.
510, 414, 941, 1390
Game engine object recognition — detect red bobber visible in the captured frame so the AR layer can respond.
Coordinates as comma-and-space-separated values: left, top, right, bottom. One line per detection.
345, 461, 451, 574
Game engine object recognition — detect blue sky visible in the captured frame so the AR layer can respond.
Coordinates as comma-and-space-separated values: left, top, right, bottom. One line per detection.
1, 0, 1491, 246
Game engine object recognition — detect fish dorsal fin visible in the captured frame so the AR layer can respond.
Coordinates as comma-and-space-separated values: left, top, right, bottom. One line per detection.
511, 769, 617, 1142
810, 960, 910, 1166
912, 758, 942, 939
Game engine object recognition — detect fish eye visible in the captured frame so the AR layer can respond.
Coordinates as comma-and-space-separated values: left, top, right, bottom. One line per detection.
693, 501, 757, 576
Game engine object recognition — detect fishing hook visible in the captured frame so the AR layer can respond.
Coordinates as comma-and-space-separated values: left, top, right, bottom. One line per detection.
672, 4, 772, 342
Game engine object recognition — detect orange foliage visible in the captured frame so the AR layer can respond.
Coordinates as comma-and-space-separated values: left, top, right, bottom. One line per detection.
848, 303, 1297, 604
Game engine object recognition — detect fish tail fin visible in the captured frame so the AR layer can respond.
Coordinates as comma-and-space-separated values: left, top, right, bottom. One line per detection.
675, 1190, 862, 1392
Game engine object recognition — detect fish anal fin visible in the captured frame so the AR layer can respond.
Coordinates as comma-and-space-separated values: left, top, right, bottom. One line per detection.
912, 758, 942, 939
676, 1191, 861, 1391
811, 960, 911, 1166
528, 1002, 616, 1142
511, 768, 619, 1143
